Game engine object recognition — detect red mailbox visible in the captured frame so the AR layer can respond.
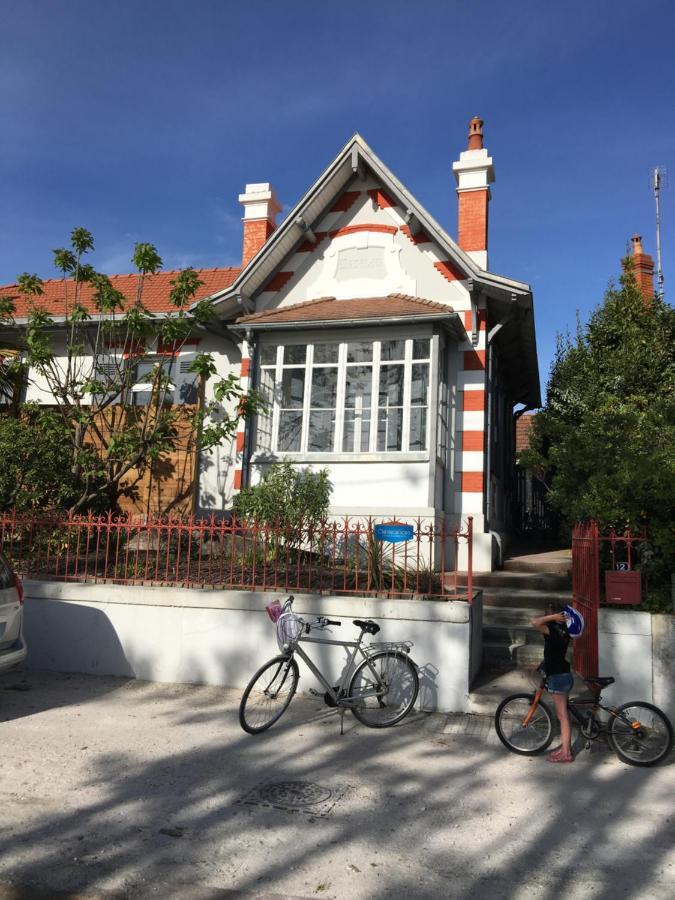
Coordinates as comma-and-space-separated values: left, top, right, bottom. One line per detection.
604, 570, 641, 605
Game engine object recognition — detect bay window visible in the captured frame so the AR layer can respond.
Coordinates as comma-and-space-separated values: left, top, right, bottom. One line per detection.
255, 336, 431, 455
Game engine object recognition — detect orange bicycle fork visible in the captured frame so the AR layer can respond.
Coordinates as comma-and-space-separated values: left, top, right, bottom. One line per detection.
522, 686, 544, 727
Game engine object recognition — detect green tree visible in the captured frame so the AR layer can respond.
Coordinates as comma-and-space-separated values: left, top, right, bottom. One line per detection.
522, 260, 675, 599
0, 228, 261, 512
0, 405, 104, 512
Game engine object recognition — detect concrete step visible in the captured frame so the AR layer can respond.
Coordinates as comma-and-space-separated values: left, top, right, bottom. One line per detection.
481, 588, 572, 609
456, 570, 572, 592
482, 641, 543, 669
483, 606, 546, 628
502, 551, 572, 575
483, 625, 543, 645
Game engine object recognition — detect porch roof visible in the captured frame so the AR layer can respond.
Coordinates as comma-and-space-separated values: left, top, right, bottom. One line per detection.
232, 294, 463, 336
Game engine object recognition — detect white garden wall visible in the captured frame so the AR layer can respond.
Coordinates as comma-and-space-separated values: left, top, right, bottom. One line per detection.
21, 581, 483, 714
598, 609, 675, 722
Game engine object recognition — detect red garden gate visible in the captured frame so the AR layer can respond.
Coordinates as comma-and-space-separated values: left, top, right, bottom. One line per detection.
571, 520, 600, 679
571, 521, 646, 679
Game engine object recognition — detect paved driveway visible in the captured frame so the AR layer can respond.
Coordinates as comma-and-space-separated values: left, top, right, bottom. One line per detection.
0, 670, 673, 899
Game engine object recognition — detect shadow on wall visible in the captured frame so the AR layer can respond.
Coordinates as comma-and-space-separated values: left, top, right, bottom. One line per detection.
24, 599, 136, 679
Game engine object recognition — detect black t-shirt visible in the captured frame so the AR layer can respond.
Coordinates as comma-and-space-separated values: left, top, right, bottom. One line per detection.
543, 621, 570, 675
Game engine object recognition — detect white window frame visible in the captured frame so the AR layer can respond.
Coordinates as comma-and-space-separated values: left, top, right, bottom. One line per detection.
254, 334, 432, 460
131, 351, 198, 406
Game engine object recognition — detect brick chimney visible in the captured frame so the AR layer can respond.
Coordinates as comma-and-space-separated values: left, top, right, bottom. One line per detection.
452, 116, 495, 270
630, 235, 654, 306
239, 183, 281, 267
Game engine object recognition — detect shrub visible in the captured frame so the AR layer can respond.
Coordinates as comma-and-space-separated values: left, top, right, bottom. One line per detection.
0, 405, 106, 512
233, 461, 331, 527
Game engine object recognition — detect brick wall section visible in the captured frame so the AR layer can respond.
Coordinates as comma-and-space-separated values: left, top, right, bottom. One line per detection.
516, 413, 537, 452
457, 189, 489, 252
242, 219, 275, 267
630, 255, 655, 306
461, 472, 484, 493
462, 431, 484, 451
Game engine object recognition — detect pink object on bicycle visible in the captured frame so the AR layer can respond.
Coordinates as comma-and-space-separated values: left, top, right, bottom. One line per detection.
266, 600, 282, 623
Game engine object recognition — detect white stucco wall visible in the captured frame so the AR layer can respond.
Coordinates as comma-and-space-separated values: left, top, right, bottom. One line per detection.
21, 580, 482, 714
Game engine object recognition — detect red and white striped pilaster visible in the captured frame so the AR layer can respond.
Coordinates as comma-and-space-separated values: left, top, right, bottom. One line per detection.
232, 340, 252, 493
456, 304, 487, 514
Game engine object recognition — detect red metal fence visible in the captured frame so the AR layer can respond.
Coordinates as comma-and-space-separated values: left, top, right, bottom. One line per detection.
0, 510, 474, 602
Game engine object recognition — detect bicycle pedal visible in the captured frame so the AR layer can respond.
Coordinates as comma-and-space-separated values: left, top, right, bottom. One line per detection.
308, 688, 323, 697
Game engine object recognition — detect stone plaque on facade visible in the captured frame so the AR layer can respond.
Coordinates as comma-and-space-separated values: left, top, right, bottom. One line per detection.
335, 246, 386, 281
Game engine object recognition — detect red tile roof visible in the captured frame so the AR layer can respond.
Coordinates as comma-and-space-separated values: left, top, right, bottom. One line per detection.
0, 267, 240, 319
516, 412, 537, 452
236, 294, 454, 325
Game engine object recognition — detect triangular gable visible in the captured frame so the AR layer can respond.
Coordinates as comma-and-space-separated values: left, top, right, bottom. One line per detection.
206, 134, 514, 316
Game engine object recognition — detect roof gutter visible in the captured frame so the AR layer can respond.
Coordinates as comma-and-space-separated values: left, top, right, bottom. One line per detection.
229, 311, 464, 337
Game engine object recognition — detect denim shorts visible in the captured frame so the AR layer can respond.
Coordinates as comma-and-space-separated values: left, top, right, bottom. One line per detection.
547, 672, 574, 694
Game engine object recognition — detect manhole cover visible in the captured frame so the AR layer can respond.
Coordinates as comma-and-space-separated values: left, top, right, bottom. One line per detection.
237, 780, 350, 818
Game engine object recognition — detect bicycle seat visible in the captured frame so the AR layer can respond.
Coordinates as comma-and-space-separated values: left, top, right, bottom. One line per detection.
584, 676, 615, 688
353, 619, 380, 635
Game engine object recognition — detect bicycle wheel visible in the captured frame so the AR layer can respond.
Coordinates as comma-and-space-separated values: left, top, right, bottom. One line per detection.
349, 651, 419, 728
239, 655, 299, 734
608, 702, 674, 767
495, 693, 555, 755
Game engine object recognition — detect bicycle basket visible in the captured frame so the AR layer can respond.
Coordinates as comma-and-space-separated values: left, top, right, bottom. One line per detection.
276, 611, 304, 651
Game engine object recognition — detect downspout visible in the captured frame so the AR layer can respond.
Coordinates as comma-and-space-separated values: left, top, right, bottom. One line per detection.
241, 326, 257, 489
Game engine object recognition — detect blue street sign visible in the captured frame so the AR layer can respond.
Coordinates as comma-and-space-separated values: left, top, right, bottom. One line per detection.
374, 523, 415, 543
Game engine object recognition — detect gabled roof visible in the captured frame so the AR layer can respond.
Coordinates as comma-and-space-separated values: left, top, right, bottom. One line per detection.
206, 134, 533, 313
0, 267, 240, 321
215, 133, 539, 406
233, 294, 463, 336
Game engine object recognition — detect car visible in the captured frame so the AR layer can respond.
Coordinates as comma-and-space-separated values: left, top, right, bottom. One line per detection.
0, 549, 27, 674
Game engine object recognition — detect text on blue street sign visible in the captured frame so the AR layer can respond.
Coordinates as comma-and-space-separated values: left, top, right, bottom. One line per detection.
374, 523, 415, 543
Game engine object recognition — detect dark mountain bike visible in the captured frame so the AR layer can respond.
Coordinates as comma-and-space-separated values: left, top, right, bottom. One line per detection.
495, 673, 673, 767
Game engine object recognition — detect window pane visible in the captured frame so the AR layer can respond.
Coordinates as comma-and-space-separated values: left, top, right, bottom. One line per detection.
281, 369, 305, 408
278, 411, 303, 451
381, 339, 405, 361
256, 368, 275, 452
347, 341, 372, 363
413, 339, 430, 359
313, 343, 339, 364
379, 365, 404, 406
343, 410, 371, 452
308, 410, 335, 451
410, 407, 427, 451
377, 407, 403, 451
283, 345, 306, 365
260, 345, 277, 365
310, 368, 337, 408
345, 366, 372, 408
411, 363, 429, 406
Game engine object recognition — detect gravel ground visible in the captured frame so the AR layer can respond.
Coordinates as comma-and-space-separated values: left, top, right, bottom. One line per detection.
0, 669, 673, 899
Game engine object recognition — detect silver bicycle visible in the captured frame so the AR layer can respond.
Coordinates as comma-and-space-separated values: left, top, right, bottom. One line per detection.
239, 596, 419, 734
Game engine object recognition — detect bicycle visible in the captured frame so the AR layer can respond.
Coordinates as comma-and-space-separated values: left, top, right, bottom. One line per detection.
239, 596, 419, 734
494, 673, 673, 767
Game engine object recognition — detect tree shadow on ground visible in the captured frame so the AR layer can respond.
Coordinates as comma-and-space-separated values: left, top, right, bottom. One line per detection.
0, 674, 673, 899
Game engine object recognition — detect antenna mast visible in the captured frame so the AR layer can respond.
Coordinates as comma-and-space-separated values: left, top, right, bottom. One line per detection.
651, 167, 667, 299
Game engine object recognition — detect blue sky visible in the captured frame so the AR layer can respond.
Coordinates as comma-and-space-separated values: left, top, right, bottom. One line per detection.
1, 0, 674, 396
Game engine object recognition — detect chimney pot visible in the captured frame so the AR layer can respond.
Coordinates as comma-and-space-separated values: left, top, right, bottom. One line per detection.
468, 116, 484, 150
